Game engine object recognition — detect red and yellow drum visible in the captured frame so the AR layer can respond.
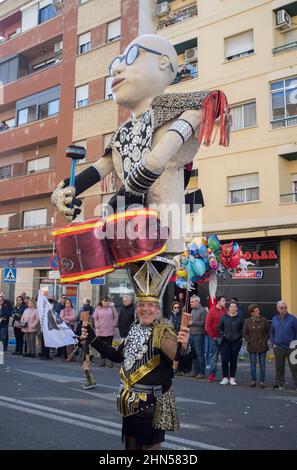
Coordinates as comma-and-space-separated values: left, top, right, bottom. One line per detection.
106, 209, 167, 267
52, 218, 115, 283
52, 209, 167, 283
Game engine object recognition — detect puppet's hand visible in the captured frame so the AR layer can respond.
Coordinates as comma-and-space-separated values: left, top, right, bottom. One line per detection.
107, 187, 144, 213
51, 180, 82, 223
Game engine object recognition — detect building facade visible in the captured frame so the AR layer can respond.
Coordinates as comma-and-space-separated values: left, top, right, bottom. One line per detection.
155, 0, 297, 316
1, 0, 297, 316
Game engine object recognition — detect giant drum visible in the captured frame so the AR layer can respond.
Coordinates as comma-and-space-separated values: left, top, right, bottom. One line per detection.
52, 218, 115, 283
106, 208, 168, 267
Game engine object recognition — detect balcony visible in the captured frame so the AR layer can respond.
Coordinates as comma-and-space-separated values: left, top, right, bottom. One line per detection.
0, 14, 63, 58
0, 115, 59, 155
0, 226, 52, 254
171, 38, 198, 85
3, 61, 61, 106
0, 168, 56, 203
156, 3, 198, 31
172, 63, 198, 84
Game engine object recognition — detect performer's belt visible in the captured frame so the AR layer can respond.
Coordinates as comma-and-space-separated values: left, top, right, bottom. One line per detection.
130, 383, 162, 398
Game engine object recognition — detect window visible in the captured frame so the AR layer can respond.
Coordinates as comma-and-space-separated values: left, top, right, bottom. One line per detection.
0, 213, 16, 230
0, 166, 12, 180
33, 57, 56, 71
78, 32, 91, 54
18, 105, 37, 125
225, 30, 254, 61
23, 208, 47, 228
76, 84, 89, 108
21, 1, 56, 32
80, 0, 89, 3
27, 156, 50, 174
228, 173, 259, 204
39, 1, 56, 24
271, 77, 297, 128
107, 19, 121, 43
292, 174, 297, 202
0, 57, 19, 85
105, 77, 113, 100
16, 86, 60, 125
230, 101, 257, 131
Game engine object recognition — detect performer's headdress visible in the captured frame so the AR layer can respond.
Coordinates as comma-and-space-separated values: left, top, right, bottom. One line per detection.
127, 256, 177, 305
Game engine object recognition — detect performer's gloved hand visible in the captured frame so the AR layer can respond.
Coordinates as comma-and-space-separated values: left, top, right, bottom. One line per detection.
51, 180, 82, 223
81, 324, 96, 344
107, 186, 144, 213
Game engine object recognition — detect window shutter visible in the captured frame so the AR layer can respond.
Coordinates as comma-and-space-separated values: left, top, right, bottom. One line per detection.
23, 209, 47, 228
76, 84, 89, 106
27, 156, 50, 173
225, 30, 253, 58
107, 19, 121, 41
105, 77, 113, 99
0, 214, 16, 229
79, 32, 91, 46
22, 4, 39, 32
229, 173, 259, 191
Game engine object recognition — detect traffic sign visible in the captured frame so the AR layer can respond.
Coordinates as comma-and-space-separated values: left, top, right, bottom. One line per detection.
90, 277, 105, 285
49, 270, 60, 280
4, 267, 17, 283
50, 255, 60, 270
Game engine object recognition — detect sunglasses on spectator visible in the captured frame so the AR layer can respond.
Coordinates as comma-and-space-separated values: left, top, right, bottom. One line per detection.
109, 43, 174, 76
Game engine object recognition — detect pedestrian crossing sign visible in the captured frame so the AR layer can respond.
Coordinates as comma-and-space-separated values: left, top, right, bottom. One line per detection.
4, 267, 17, 283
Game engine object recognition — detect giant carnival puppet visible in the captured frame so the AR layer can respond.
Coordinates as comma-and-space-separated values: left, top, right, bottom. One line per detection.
51, 34, 231, 450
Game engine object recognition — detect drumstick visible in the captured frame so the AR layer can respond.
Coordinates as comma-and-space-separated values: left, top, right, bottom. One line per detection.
65, 145, 86, 208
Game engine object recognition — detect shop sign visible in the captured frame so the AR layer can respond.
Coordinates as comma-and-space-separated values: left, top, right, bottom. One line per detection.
232, 270, 263, 280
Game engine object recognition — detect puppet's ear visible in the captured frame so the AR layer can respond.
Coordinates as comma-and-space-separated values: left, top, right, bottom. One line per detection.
159, 54, 171, 71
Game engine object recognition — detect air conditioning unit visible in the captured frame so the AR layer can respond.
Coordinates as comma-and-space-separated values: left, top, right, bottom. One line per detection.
54, 41, 63, 53
185, 47, 198, 62
154, 2, 170, 17
275, 9, 291, 30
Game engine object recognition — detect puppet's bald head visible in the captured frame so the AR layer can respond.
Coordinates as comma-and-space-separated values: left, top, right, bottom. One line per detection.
109, 34, 178, 112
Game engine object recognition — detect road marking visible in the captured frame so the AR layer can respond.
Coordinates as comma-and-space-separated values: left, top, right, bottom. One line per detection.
16, 369, 118, 390
0, 395, 227, 450
16, 370, 216, 404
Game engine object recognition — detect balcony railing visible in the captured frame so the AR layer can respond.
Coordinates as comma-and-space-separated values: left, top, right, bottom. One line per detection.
171, 64, 198, 85
280, 192, 297, 203
157, 4, 198, 31
272, 40, 297, 55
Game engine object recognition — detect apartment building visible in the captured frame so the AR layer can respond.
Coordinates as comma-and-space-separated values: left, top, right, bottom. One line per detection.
155, 0, 297, 316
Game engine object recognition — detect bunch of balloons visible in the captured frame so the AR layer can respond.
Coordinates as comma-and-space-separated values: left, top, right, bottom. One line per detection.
175, 235, 246, 289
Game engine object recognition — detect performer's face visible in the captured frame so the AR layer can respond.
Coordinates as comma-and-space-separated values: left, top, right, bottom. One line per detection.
109, 36, 175, 111
136, 301, 160, 325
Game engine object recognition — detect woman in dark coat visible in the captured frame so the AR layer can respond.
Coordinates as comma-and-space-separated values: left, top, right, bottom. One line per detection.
243, 304, 269, 388
12, 296, 26, 355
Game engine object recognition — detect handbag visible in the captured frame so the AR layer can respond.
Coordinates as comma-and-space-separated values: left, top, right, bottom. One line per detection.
20, 321, 28, 328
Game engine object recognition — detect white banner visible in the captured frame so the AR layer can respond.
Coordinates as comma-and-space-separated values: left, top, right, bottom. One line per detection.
37, 294, 77, 348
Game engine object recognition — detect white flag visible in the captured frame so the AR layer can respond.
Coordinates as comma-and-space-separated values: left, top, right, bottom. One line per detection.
37, 294, 77, 348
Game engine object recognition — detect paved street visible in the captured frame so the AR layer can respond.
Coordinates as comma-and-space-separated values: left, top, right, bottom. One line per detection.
0, 348, 296, 451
